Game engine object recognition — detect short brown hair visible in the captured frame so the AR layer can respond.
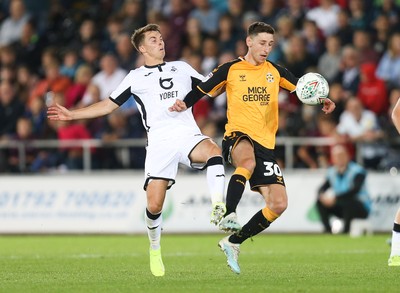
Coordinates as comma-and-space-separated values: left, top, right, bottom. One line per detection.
131, 24, 161, 52
247, 22, 275, 37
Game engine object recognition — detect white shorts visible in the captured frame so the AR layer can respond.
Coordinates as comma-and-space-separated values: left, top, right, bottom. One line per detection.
143, 133, 209, 190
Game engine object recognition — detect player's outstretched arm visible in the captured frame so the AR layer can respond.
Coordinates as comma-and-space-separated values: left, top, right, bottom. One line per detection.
321, 98, 336, 114
47, 98, 119, 121
392, 97, 400, 134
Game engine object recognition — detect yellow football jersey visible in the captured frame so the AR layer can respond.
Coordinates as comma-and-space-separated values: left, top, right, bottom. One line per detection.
198, 57, 298, 149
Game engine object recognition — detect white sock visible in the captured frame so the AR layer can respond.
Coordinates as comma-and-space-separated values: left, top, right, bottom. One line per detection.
390, 230, 400, 257
206, 156, 225, 205
145, 209, 162, 250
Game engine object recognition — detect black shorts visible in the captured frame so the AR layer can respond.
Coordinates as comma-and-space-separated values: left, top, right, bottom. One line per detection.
222, 131, 285, 191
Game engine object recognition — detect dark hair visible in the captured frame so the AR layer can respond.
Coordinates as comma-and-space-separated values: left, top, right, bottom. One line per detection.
247, 22, 275, 37
131, 24, 161, 52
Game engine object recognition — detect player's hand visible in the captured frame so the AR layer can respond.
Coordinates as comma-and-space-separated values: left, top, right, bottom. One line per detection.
168, 99, 187, 112
47, 103, 73, 121
321, 98, 336, 114
320, 194, 336, 207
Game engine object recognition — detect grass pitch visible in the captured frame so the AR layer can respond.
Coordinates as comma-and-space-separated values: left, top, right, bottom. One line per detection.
0, 234, 399, 293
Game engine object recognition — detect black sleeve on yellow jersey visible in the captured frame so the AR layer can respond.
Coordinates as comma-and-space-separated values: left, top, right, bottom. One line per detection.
184, 60, 238, 108
191, 76, 202, 89
269, 61, 299, 91
197, 61, 233, 93
183, 87, 205, 108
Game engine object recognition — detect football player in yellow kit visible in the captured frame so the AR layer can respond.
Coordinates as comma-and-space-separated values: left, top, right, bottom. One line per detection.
170, 22, 336, 274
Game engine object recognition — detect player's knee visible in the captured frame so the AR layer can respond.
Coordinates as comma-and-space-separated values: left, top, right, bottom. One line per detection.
147, 202, 163, 214
241, 158, 256, 173
207, 143, 222, 157
269, 199, 288, 215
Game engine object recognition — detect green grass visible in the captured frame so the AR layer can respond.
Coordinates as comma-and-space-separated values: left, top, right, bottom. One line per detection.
0, 234, 399, 293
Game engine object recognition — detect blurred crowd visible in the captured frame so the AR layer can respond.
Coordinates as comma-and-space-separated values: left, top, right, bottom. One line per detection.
0, 0, 400, 173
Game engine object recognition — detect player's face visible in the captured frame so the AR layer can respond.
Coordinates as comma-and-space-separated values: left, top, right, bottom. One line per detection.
247, 32, 274, 65
140, 31, 165, 62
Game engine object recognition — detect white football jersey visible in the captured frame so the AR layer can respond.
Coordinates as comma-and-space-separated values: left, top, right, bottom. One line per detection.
109, 61, 204, 143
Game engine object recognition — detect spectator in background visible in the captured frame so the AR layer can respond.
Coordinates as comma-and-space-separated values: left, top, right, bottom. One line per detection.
276, 0, 307, 29
318, 35, 342, 83
7, 117, 37, 172
80, 41, 101, 73
83, 53, 126, 104
282, 34, 317, 78
275, 15, 296, 60
200, 37, 218, 75
0, 65, 15, 84
99, 110, 135, 169
11, 18, 45, 73
217, 14, 239, 53
59, 48, 81, 80
158, 15, 183, 61
379, 87, 400, 170
259, 0, 281, 28
357, 62, 388, 117
0, 45, 17, 67
334, 45, 360, 98
0, 0, 30, 46
16, 64, 38, 104
183, 16, 204, 54
29, 60, 71, 107
168, 0, 191, 39
69, 19, 99, 53
39, 46, 59, 75
115, 33, 137, 71
306, 0, 340, 37
118, 0, 146, 33
49, 92, 94, 171
226, 0, 245, 34
373, 13, 391, 56
352, 29, 380, 64
56, 118, 94, 170
25, 97, 48, 139
64, 64, 93, 108
241, 11, 261, 38
144, 0, 171, 16
337, 97, 386, 170
327, 82, 347, 122
376, 32, 400, 91
335, 9, 354, 46
302, 19, 324, 57
0, 81, 25, 139
373, 0, 399, 26
102, 15, 124, 53
316, 144, 371, 234
206, 51, 235, 135
348, 0, 371, 31
297, 113, 346, 169
189, 0, 220, 36
79, 83, 105, 138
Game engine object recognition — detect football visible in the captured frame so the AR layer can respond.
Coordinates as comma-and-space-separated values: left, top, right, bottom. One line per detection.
295, 72, 329, 105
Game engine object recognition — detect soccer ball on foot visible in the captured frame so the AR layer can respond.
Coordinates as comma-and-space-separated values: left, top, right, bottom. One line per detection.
295, 72, 329, 105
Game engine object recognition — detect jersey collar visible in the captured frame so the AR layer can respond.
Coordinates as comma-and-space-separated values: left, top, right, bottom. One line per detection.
144, 62, 166, 72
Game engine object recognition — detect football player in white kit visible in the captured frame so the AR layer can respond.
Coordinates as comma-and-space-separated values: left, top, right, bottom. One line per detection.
47, 24, 229, 277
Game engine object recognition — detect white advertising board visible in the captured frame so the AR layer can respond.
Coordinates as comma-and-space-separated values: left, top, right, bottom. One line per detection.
0, 171, 398, 234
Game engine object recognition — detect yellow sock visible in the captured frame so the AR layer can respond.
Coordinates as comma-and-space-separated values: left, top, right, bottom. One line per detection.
262, 207, 279, 222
